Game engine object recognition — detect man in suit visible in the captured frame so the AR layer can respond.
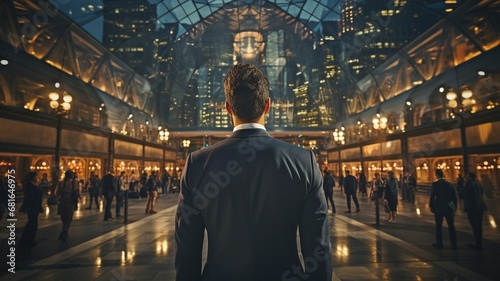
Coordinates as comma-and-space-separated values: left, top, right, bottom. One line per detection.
102, 170, 115, 221
463, 172, 487, 250
429, 169, 457, 249
323, 170, 336, 214
343, 170, 360, 213
175, 64, 332, 281
115, 171, 126, 218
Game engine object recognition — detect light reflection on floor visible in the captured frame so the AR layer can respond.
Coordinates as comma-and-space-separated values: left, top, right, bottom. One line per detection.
7, 191, 500, 281
487, 214, 497, 228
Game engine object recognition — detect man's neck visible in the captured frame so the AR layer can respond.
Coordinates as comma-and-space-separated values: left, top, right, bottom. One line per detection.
232, 114, 265, 127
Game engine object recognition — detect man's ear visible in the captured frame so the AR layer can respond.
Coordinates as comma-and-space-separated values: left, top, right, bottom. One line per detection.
225, 101, 233, 116
264, 98, 270, 114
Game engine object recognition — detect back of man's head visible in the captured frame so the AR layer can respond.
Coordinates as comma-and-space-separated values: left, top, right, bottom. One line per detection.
224, 64, 269, 122
435, 169, 444, 178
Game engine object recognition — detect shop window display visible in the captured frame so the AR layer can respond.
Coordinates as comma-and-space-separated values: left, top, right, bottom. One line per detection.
114, 160, 139, 173
415, 156, 463, 186
365, 161, 382, 182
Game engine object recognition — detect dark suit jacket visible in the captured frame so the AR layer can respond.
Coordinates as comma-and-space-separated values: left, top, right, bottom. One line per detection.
175, 129, 332, 281
102, 174, 115, 198
463, 179, 487, 213
343, 175, 357, 194
429, 178, 457, 212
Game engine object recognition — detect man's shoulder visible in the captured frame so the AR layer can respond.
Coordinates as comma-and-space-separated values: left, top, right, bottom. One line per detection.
191, 135, 310, 158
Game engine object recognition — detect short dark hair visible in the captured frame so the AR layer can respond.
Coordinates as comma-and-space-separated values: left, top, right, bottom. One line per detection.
64, 169, 75, 180
224, 64, 269, 122
23, 171, 38, 188
435, 169, 444, 178
468, 172, 476, 180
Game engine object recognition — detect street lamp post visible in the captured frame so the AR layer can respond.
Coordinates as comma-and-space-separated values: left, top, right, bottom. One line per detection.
159, 128, 169, 172
372, 112, 387, 173
182, 139, 190, 159
446, 88, 476, 174
372, 113, 388, 133
332, 127, 345, 176
48, 88, 72, 203
371, 115, 388, 226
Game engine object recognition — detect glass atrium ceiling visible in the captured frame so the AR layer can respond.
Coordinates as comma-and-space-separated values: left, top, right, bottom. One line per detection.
156, 0, 342, 39
50, 0, 466, 130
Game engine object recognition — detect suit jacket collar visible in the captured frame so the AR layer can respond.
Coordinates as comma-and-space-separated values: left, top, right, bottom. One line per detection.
229, 128, 272, 139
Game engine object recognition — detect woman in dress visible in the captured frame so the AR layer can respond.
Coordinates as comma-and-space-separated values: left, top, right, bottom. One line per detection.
384, 171, 399, 223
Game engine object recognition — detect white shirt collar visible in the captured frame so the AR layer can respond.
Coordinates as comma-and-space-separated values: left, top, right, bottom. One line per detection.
233, 123, 267, 132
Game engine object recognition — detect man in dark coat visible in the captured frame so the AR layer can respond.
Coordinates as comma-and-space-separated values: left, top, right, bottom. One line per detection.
464, 172, 487, 250
102, 170, 115, 221
175, 64, 332, 281
429, 169, 457, 249
344, 170, 360, 213
323, 170, 336, 213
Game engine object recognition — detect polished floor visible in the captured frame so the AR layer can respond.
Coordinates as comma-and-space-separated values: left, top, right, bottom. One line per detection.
1, 188, 499, 281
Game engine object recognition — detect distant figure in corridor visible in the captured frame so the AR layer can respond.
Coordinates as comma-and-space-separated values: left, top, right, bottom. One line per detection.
358, 172, 367, 197
463, 172, 487, 250
429, 169, 457, 249
19, 171, 43, 249
175, 64, 332, 281
344, 170, 360, 213
84, 171, 99, 210
323, 170, 336, 214
102, 170, 115, 221
55, 170, 80, 241
384, 171, 398, 223
145, 170, 159, 214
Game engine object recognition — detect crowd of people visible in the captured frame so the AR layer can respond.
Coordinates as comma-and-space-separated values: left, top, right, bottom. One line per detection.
320, 167, 488, 250
0, 64, 494, 280
1, 168, 178, 251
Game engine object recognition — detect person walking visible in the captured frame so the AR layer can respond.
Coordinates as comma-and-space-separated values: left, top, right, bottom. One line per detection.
102, 170, 115, 221
457, 174, 465, 200
54, 170, 80, 241
405, 172, 417, 204
338, 173, 344, 192
161, 169, 170, 194
139, 171, 148, 198
358, 172, 367, 197
115, 171, 126, 218
19, 171, 43, 249
344, 170, 360, 213
429, 169, 457, 249
372, 172, 384, 201
384, 171, 398, 223
323, 170, 336, 214
129, 170, 138, 192
39, 172, 50, 195
463, 172, 487, 250
175, 64, 332, 281
145, 171, 159, 214
85, 171, 99, 210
